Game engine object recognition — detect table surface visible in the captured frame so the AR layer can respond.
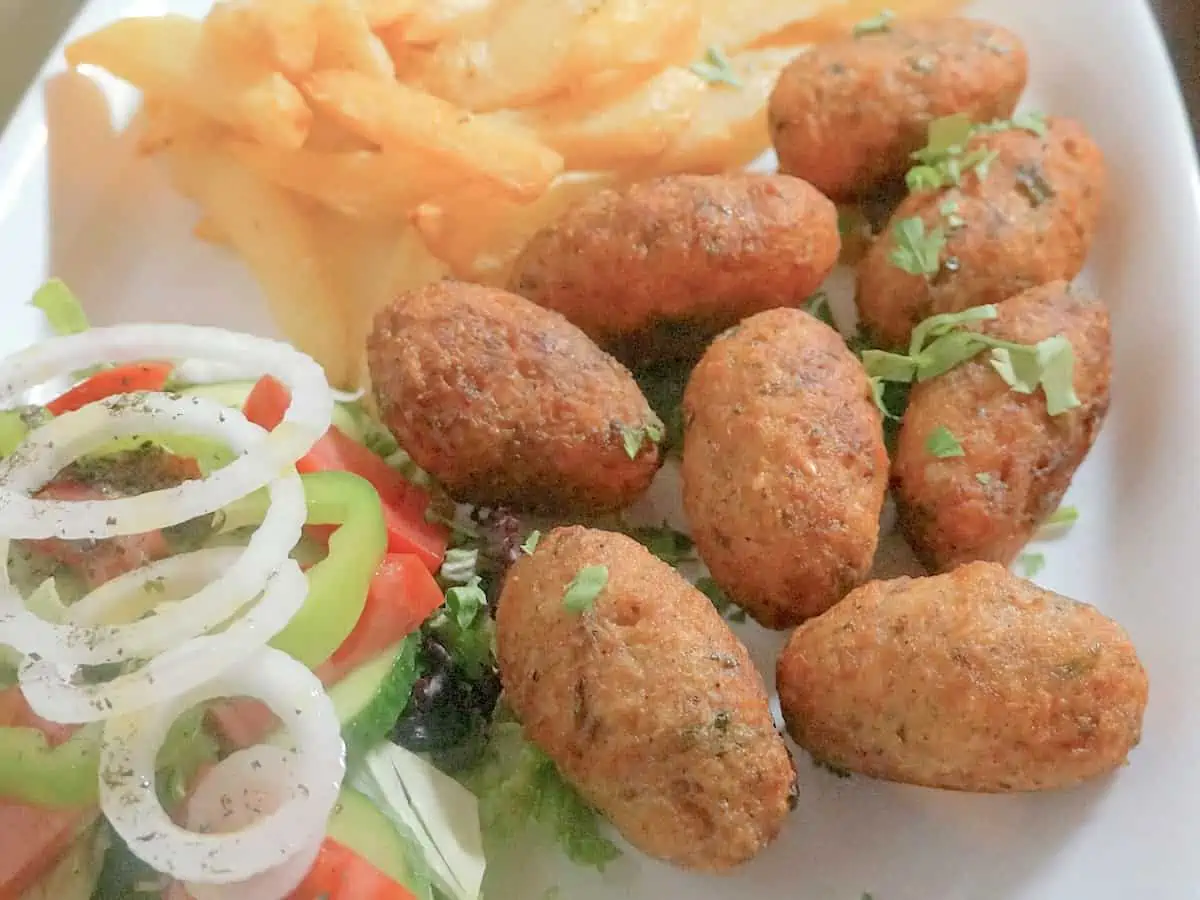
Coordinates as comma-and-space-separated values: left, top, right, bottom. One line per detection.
0, 0, 1197, 134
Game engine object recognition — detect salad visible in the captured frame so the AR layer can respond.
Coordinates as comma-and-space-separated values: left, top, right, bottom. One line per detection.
0, 283, 618, 900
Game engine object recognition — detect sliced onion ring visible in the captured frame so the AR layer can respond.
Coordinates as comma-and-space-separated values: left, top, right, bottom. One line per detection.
0, 323, 330, 478
19, 549, 308, 722
0, 396, 306, 665
183, 747, 324, 900
100, 647, 345, 884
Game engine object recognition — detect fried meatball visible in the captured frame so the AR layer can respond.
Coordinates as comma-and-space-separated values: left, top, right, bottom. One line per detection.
497, 526, 796, 871
857, 116, 1107, 348
367, 282, 662, 513
681, 308, 888, 629
892, 281, 1111, 572
769, 18, 1027, 200
777, 562, 1148, 792
507, 173, 839, 366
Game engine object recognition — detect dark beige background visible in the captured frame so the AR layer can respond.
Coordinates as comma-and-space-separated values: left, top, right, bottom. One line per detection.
0, 1, 1196, 134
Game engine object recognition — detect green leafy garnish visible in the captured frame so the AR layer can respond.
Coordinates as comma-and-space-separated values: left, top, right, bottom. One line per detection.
689, 45, 741, 87
852, 9, 895, 36
889, 217, 945, 277
445, 576, 487, 630
805, 291, 837, 329
439, 547, 480, 585
619, 416, 666, 459
1037, 505, 1079, 539
860, 305, 1081, 417
925, 426, 964, 458
628, 524, 694, 565
695, 576, 747, 623
521, 530, 541, 555
975, 472, 993, 485
469, 721, 621, 871
31, 278, 90, 336
1019, 552, 1046, 578
975, 110, 1048, 138
563, 565, 608, 614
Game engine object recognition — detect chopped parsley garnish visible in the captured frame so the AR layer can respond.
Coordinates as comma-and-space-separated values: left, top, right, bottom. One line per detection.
1037, 505, 1079, 538
562, 565, 608, 614
889, 217, 945, 277
939, 199, 965, 230
852, 9, 895, 36
860, 305, 1081, 417
628, 524, 694, 565
1019, 552, 1046, 578
689, 45, 741, 87
925, 426, 964, 458
619, 417, 666, 460
521, 530, 541, 555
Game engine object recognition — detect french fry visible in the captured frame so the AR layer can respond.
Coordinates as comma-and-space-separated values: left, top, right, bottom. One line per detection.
358, 0, 419, 29
66, 16, 311, 149
413, 172, 615, 285
407, 0, 701, 112
134, 95, 220, 156
304, 69, 563, 200
696, 0, 824, 53
389, 0, 497, 47
769, 0, 967, 45
507, 67, 707, 170
165, 140, 355, 387
224, 139, 459, 219
201, 0, 319, 77
649, 46, 807, 174
313, 0, 395, 80
192, 215, 229, 245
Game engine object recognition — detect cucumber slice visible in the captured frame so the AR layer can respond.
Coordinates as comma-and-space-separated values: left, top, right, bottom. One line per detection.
327, 787, 430, 894
329, 636, 421, 762
178, 382, 366, 442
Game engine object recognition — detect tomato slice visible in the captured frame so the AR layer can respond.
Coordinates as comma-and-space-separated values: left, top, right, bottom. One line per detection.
0, 802, 94, 899
0, 686, 77, 747
288, 840, 416, 900
244, 376, 448, 570
46, 361, 173, 416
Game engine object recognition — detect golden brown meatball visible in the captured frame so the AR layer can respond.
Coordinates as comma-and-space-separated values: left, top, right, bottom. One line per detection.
892, 281, 1111, 572
507, 173, 839, 366
777, 562, 1148, 792
366, 282, 662, 513
857, 116, 1107, 348
769, 18, 1028, 200
681, 308, 888, 629
497, 526, 797, 872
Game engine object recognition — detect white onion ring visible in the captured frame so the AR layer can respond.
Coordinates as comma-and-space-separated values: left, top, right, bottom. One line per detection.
0, 396, 306, 665
184, 747, 324, 900
0, 323, 330, 483
18, 551, 308, 723
100, 647, 345, 884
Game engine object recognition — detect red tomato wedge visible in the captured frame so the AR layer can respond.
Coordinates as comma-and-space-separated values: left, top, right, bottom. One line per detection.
0, 686, 76, 747
0, 803, 95, 900
46, 361, 173, 416
244, 376, 448, 570
288, 839, 417, 900
210, 553, 443, 750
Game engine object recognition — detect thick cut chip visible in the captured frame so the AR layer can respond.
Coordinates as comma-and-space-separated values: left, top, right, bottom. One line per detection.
304, 69, 563, 199
312, 0, 396, 79
202, 0, 320, 78
66, 15, 311, 149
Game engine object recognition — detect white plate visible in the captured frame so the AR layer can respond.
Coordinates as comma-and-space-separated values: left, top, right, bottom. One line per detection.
2, 1, 1200, 898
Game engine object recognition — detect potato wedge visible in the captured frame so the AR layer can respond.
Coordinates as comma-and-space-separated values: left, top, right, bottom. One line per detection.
192, 215, 229, 245
413, 172, 615, 285
504, 68, 707, 170
224, 139, 458, 219
313, 0, 395, 79
166, 140, 354, 386
134, 95, 221, 156
696, 0, 822, 52
358, 0, 419, 28
407, 0, 701, 111
66, 15, 311, 149
649, 45, 806, 174
304, 69, 563, 199
202, 0, 319, 78
395, 0, 497, 45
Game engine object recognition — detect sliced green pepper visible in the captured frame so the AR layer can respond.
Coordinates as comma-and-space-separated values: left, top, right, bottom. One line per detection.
266, 471, 388, 668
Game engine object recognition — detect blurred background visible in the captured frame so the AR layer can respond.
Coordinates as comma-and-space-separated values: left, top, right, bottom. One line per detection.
0, 0, 1197, 136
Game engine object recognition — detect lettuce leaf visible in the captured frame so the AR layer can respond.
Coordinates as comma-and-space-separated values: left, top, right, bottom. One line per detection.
31, 278, 90, 335
467, 721, 620, 871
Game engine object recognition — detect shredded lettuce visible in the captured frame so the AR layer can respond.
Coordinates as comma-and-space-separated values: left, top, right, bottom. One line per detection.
31, 278, 90, 335
467, 721, 621, 872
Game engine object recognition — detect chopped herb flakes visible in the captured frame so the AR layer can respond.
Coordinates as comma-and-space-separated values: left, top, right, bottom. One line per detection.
852, 9, 895, 36
689, 45, 741, 87
619, 417, 665, 460
627, 524, 694, 565
562, 566, 608, 614
925, 426, 964, 458
889, 217, 945, 277
860, 305, 1081, 417
1019, 552, 1046, 578
521, 530, 541, 555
